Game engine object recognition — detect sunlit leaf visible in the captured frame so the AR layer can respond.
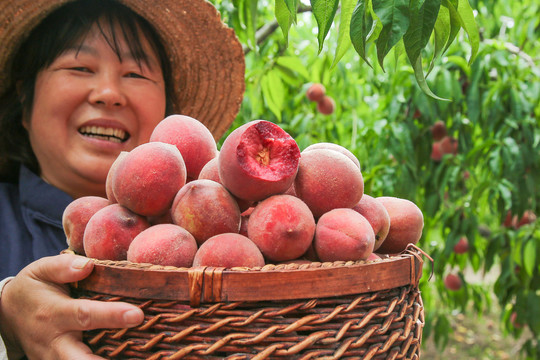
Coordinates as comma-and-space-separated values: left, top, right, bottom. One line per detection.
393, 39, 406, 70
428, 5, 450, 74
241, 0, 258, 49
261, 69, 285, 120
446, 55, 471, 76
275, 56, 309, 77
310, 0, 340, 53
372, 0, 410, 69
404, 0, 442, 63
522, 240, 536, 277
497, 181, 513, 207
276, 56, 310, 79
410, 53, 449, 101
350, 0, 373, 66
276, 0, 295, 45
441, 0, 461, 54
457, 0, 479, 64
403, 0, 444, 99
331, 0, 356, 68
284, 0, 298, 18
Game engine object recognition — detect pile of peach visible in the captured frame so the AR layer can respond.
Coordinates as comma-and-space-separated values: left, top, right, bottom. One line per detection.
306, 83, 335, 115
430, 120, 458, 161
63, 115, 424, 268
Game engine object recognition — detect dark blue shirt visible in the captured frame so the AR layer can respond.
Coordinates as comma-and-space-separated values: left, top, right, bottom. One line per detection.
0, 166, 73, 278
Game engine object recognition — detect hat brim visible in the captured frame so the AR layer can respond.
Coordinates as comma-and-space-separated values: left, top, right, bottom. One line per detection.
0, 0, 245, 140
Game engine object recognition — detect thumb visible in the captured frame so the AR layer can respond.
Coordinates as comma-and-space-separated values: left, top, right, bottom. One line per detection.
24, 254, 95, 284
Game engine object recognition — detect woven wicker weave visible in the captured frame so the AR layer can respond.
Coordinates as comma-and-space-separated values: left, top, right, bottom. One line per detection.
69, 245, 428, 359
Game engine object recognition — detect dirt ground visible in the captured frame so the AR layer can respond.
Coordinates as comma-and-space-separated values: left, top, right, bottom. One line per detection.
421, 310, 531, 359
420, 265, 532, 359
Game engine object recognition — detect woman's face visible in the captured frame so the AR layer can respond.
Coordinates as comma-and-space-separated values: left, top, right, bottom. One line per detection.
25, 23, 167, 199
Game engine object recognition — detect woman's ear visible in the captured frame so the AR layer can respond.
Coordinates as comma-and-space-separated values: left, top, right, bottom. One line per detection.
21, 111, 31, 131
22, 117, 30, 131
16, 80, 25, 103
16, 80, 31, 130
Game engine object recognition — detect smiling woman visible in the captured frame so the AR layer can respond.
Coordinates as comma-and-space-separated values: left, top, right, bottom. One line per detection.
0, 0, 171, 194
26, 20, 168, 199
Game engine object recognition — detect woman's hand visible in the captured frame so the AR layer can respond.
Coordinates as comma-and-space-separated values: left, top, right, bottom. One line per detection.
0, 254, 144, 359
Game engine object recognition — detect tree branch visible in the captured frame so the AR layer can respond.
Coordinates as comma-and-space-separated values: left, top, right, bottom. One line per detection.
483, 39, 536, 67
243, 5, 313, 55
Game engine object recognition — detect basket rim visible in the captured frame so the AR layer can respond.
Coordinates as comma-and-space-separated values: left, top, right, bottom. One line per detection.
69, 245, 426, 306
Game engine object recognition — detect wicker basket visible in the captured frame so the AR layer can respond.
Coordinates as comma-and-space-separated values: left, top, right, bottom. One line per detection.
69, 244, 429, 359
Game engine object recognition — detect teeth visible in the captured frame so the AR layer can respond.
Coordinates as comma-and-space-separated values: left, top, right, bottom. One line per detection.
79, 126, 127, 142
113, 128, 125, 139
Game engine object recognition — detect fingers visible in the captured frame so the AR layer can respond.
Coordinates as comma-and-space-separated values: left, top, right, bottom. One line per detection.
24, 332, 107, 360
18, 254, 144, 331
1, 255, 144, 360
45, 333, 107, 360
24, 254, 95, 284
55, 298, 144, 331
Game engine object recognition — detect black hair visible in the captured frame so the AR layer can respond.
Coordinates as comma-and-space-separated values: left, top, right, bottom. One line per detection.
0, 0, 174, 182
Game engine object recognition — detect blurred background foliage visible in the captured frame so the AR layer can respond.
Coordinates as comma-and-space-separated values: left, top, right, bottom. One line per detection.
210, 0, 540, 357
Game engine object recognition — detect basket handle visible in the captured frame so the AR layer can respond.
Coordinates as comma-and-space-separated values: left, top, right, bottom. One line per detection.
404, 243, 434, 284
188, 266, 225, 307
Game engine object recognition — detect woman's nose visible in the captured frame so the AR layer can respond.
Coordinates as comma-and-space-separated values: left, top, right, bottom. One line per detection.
88, 74, 127, 107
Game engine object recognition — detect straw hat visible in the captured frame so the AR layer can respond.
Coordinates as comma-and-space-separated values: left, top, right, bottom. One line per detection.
0, 0, 245, 140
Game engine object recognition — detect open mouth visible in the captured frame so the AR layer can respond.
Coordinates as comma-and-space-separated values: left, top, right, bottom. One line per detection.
79, 125, 130, 143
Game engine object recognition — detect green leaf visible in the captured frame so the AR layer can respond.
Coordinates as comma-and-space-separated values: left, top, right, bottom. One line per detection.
428, 4, 450, 74
366, 3, 383, 43
261, 69, 285, 121
526, 292, 540, 333
350, 0, 372, 66
275, 56, 310, 80
466, 59, 482, 122
522, 239, 536, 277
393, 39, 406, 70
310, 0, 340, 53
410, 56, 448, 101
446, 55, 471, 76
441, 0, 461, 53
331, 0, 357, 69
502, 137, 520, 158
276, 0, 295, 45
403, 0, 444, 100
284, 0, 298, 18
497, 181, 513, 207
276, 56, 310, 78
403, 0, 442, 64
372, 0, 410, 70
241, 0, 258, 49
457, 0, 479, 64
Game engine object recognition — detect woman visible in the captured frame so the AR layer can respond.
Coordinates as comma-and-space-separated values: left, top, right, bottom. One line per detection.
0, 0, 245, 358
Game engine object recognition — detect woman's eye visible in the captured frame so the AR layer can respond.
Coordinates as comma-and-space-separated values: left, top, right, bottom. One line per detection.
125, 72, 146, 79
69, 67, 91, 73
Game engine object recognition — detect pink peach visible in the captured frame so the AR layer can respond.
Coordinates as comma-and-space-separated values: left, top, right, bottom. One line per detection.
150, 114, 218, 179
127, 224, 198, 267
111, 142, 186, 217
171, 179, 241, 245
294, 148, 364, 218
62, 196, 111, 255
218, 120, 301, 202
83, 204, 150, 261
193, 233, 265, 268
314, 208, 375, 262
352, 194, 390, 251
247, 194, 316, 262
